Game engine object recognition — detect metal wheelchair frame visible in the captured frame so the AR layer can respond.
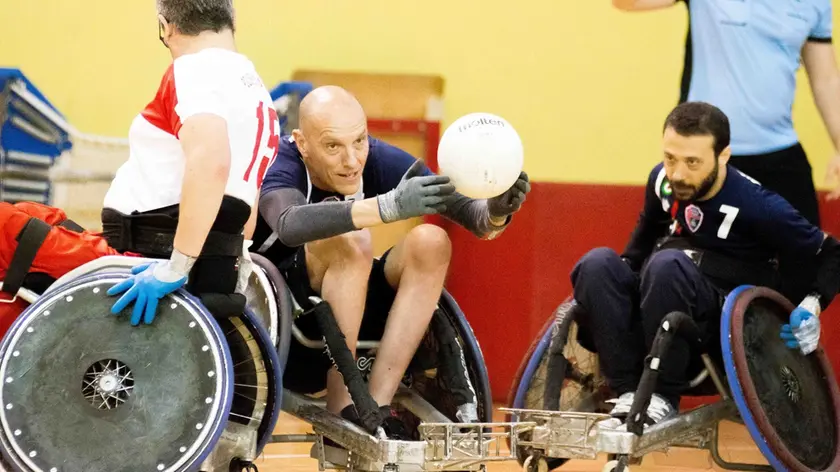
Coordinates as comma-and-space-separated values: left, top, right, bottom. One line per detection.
5, 256, 828, 472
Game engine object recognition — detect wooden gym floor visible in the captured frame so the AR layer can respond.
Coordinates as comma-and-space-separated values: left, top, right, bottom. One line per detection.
253, 405, 769, 471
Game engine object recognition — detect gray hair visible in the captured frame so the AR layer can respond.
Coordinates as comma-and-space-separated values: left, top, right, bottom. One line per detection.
157, 0, 234, 35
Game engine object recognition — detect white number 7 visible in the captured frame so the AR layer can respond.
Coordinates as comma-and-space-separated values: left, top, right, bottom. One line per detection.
718, 204, 740, 239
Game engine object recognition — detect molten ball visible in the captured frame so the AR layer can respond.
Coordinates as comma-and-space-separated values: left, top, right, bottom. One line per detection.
437, 112, 524, 199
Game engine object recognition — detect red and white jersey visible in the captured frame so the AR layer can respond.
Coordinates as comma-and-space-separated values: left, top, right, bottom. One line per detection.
103, 48, 280, 214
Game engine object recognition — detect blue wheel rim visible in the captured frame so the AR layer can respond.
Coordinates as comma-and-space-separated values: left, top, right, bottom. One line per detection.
0, 272, 234, 472
512, 321, 553, 410
720, 284, 788, 472
241, 307, 283, 454
440, 290, 494, 422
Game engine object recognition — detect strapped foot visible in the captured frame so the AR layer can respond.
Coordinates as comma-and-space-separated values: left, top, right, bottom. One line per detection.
598, 392, 677, 431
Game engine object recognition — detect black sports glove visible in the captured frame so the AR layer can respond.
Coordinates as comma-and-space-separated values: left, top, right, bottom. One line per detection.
487, 171, 530, 218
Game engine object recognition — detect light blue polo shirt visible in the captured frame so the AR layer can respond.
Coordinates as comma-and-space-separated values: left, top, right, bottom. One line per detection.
680, 0, 833, 155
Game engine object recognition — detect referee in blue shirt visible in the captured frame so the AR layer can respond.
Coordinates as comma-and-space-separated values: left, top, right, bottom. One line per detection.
613, 0, 840, 228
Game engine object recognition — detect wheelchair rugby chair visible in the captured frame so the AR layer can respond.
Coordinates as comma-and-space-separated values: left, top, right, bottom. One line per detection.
0, 254, 284, 472
0, 249, 531, 472
245, 252, 529, 472
505, 287, 840, 472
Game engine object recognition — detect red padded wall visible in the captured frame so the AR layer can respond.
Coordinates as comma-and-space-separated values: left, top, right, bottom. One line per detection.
441, 182, 840, 404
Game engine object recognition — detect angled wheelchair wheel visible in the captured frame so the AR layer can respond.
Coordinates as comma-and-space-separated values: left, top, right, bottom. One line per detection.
0, 272, 234, 472
247, 253, 294, 373
506, 298, 608, 469
213, 306, 283, 464
721, 285, 840, 472
277, 276, 489, 438
241, 254, 280, 348
389, 288, 494, 436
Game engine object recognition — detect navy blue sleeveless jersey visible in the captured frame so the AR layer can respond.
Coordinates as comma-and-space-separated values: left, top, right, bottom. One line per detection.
624, 163, 824, 266
252, 135, 432, 262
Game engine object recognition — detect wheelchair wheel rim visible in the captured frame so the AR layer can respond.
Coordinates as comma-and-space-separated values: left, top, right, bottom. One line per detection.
242, 259, 279, 348
505, 299, 606, 468
240, 307, 283, 454
721, 285, 840, 472
396, 291, 493, 435
247, 252, 293, 372
0, 272, 234, 472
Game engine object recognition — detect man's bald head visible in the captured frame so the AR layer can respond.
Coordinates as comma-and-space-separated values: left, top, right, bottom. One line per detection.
298, 85, 367, 136
292, 85, 370, 196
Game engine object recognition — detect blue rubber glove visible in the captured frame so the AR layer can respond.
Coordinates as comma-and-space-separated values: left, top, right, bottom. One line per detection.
107, 261, 188, 326
780, 295, 821, 355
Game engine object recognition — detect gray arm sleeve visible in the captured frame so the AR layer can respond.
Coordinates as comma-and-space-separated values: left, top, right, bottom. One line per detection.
259, 188, 358, 247
441, 193, 506, 238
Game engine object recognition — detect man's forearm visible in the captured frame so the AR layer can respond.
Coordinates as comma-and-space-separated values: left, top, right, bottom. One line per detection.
174, 154, 228, 258
173, 115, 232, 261
621, 213, 668, 270
812, 74, 840, 150
260, 189, 362, 247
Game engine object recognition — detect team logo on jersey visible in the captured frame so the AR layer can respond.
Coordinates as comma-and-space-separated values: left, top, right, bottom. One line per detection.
685, 205, 704, 233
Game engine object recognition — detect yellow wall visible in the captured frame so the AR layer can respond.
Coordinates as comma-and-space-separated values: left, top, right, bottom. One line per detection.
2, 0, 837, 187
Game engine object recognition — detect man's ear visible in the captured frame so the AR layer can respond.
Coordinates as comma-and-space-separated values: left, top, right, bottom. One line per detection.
159, 15, 175, 42
291, 129, 306, 157
719, 145, 731, 166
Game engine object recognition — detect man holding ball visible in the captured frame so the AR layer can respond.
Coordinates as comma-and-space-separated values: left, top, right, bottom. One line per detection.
251, 85, 529, 451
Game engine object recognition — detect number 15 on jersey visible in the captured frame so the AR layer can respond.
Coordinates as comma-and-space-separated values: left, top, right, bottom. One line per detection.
243, 101, 280, 189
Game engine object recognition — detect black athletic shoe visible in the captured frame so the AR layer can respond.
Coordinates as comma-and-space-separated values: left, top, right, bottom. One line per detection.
379, 405, 412, 440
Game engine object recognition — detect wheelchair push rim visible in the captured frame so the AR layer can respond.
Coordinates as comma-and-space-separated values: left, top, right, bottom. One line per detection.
505, 298, 606, 469
247, 252, 294, 373
0, 272, 235, 472
721, 285, 840, 472
238, 306, 283, 454
381, 288, 494, 434
242, 253, 281, 349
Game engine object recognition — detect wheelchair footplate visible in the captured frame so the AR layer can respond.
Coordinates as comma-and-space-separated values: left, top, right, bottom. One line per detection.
502, 399, 736, 462
285, 395, 531, 471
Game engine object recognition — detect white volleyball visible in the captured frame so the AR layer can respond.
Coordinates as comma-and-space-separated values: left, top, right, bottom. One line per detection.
437, 112, 524, 199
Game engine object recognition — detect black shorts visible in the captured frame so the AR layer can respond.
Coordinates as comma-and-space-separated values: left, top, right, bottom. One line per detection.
278, 246, 398, 394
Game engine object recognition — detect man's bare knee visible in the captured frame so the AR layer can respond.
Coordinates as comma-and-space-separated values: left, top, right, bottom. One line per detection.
307, 230, 374, 292
403, 224, 452, 270
334, 229, 374, 264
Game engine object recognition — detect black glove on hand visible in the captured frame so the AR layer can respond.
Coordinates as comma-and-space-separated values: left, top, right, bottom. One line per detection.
487, 171, 530, 219
378, 160, 456, 223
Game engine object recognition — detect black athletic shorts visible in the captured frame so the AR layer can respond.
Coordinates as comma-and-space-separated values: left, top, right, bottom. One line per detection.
278, 246, 398, 394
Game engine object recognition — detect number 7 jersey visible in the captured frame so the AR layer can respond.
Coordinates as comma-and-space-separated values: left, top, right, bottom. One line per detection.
639, 162, 823, 264
103, 48, 280, 215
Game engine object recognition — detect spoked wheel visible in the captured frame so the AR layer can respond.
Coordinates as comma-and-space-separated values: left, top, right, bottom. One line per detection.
214, 306, 282, 466
246, 253, 294, 377
383, 289, 493, 439
506, 299, 609, 470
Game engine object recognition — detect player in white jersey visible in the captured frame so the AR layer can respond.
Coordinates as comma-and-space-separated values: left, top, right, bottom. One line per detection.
102, 0, 280, 325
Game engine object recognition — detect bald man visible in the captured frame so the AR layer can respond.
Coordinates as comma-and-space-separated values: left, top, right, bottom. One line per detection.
251, 86, 529, 446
